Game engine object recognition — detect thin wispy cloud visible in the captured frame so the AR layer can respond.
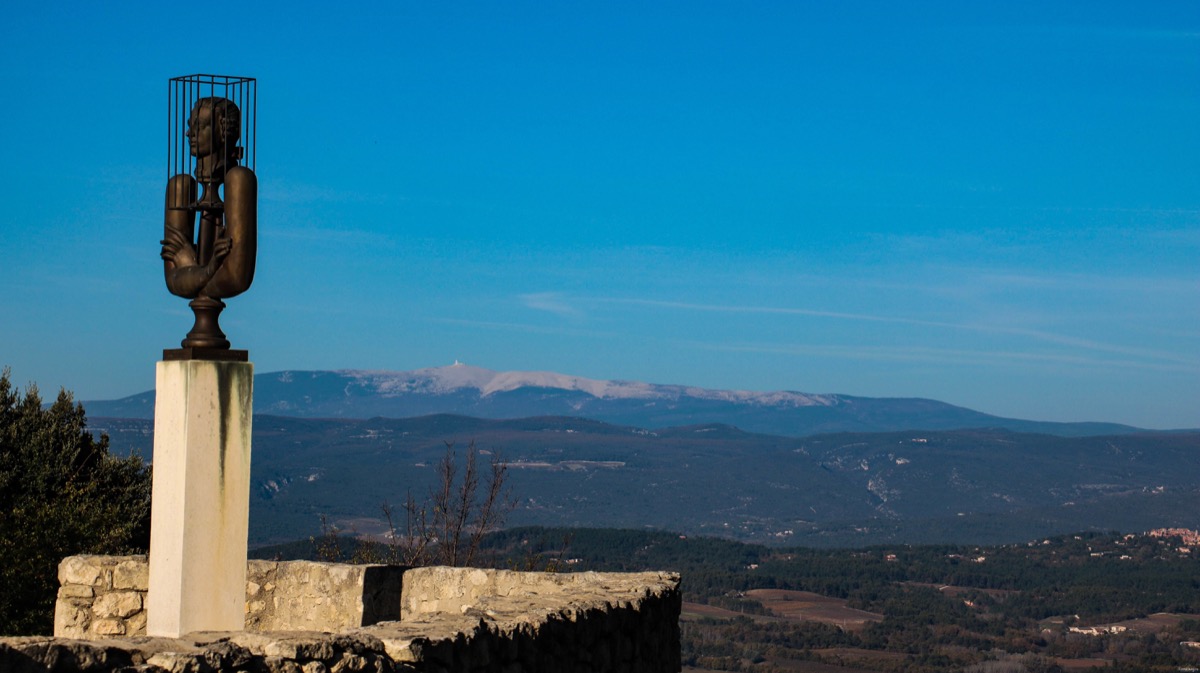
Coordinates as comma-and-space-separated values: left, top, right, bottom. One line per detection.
972, 271, 1199, 296
987, 326, 1198, 367
601, 298, 1197, 368
429, 316, 614, 340
601, 297, 927, 325
699, 342, 1200, 375
519, 292, 585, 320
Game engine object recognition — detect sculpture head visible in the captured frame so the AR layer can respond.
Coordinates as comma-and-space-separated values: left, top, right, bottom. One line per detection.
187, 97, 241, 163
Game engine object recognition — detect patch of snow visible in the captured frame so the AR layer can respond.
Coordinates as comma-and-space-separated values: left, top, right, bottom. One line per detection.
335, 364, 837, 407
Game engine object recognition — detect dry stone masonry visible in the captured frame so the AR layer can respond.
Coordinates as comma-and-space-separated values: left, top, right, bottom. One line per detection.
370, 566, 681, 672
2, 556, 681, 672
52, 556, 406, 639
53, 556, 149, 639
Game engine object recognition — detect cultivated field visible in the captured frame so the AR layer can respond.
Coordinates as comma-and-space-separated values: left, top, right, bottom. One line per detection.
746, 589, 883, 630
1103, 611, 1197, 632
681, 602, 780, 622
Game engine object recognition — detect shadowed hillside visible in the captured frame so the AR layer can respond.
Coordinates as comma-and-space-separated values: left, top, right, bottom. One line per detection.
90, 414, 1199, 547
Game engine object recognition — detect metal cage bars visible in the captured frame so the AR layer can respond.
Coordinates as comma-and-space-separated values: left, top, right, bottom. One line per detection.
167, 74, 256, 188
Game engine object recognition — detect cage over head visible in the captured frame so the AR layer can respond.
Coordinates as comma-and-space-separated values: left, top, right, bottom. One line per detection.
168, 75, 256, 205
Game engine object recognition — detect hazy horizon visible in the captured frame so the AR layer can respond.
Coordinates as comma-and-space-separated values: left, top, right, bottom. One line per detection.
67, 361, 1195, 431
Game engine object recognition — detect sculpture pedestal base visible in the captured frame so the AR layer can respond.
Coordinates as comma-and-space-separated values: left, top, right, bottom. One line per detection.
182, 296, 230, 350
147, 359, 253, 637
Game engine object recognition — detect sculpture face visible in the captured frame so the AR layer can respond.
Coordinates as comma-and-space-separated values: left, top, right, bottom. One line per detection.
186, 98, 240, 161
186, 104, 215, 158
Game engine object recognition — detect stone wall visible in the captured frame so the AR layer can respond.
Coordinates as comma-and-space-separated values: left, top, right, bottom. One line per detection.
19, 556, 682, 672
372, 567, 682, 672
244, 560, 405, 632
53, 556, 148, 638
53, 556, 405, 638
1, 632, 395, 673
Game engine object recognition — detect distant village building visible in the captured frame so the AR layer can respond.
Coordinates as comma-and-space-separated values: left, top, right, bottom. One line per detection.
1069, 625, 1128, 636
1146, 528, 1200, 546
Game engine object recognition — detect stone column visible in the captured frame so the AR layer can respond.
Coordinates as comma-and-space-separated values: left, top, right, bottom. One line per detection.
146, 359, 253, 637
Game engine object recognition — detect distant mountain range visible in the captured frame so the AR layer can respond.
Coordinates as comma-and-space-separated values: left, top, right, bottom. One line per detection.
84, 364, 1142, 437
88, 414, 1200, 548
84, 365, 1195, 547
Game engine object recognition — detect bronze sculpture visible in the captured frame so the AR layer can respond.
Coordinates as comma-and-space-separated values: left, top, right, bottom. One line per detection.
162, 94, 257, 354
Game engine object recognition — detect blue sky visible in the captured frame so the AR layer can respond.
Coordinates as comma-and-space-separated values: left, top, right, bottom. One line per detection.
1, 1, 1197, 428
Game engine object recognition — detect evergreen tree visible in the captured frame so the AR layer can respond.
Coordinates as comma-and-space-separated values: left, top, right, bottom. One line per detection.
0, 368, 151, 635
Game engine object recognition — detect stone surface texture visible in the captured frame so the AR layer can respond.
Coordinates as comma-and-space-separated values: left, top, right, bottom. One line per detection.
54, 557, 404, 639
27, 556, 681, 672
245, 560, 405, 632
53, 555, 149, 641
372, 566, 682, 673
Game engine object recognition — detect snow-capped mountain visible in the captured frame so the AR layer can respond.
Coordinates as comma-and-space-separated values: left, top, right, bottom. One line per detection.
340, 362, 837, 407
85, 363, 1138, 437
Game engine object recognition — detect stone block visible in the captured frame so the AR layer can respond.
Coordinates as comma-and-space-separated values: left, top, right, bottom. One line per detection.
263, 636, 336, 661
147, 651, 210, 673
262, 656, 306, 673
93, 591, 143, 619
59, 556, 103, 587
52, 600, 90, 638
126, 610, 148, 636
113, 559, 149, 590
92, 618, 125, 636
58, 585, 95, 599
330, 653, 367, 673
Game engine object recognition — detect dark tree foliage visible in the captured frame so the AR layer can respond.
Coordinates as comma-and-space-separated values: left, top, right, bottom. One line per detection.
0, 369, 151, 635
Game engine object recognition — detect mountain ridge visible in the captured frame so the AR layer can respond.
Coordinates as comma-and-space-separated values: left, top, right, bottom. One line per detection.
334, 363, 839, 406
84, 364, 1144, 437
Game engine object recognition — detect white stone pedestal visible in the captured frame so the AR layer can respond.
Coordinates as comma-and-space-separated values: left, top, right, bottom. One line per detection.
147, 360, 253, 637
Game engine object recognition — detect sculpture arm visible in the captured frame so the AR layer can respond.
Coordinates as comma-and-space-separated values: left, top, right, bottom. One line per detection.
203, 166, 257, 298
162, 174, 212, 298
